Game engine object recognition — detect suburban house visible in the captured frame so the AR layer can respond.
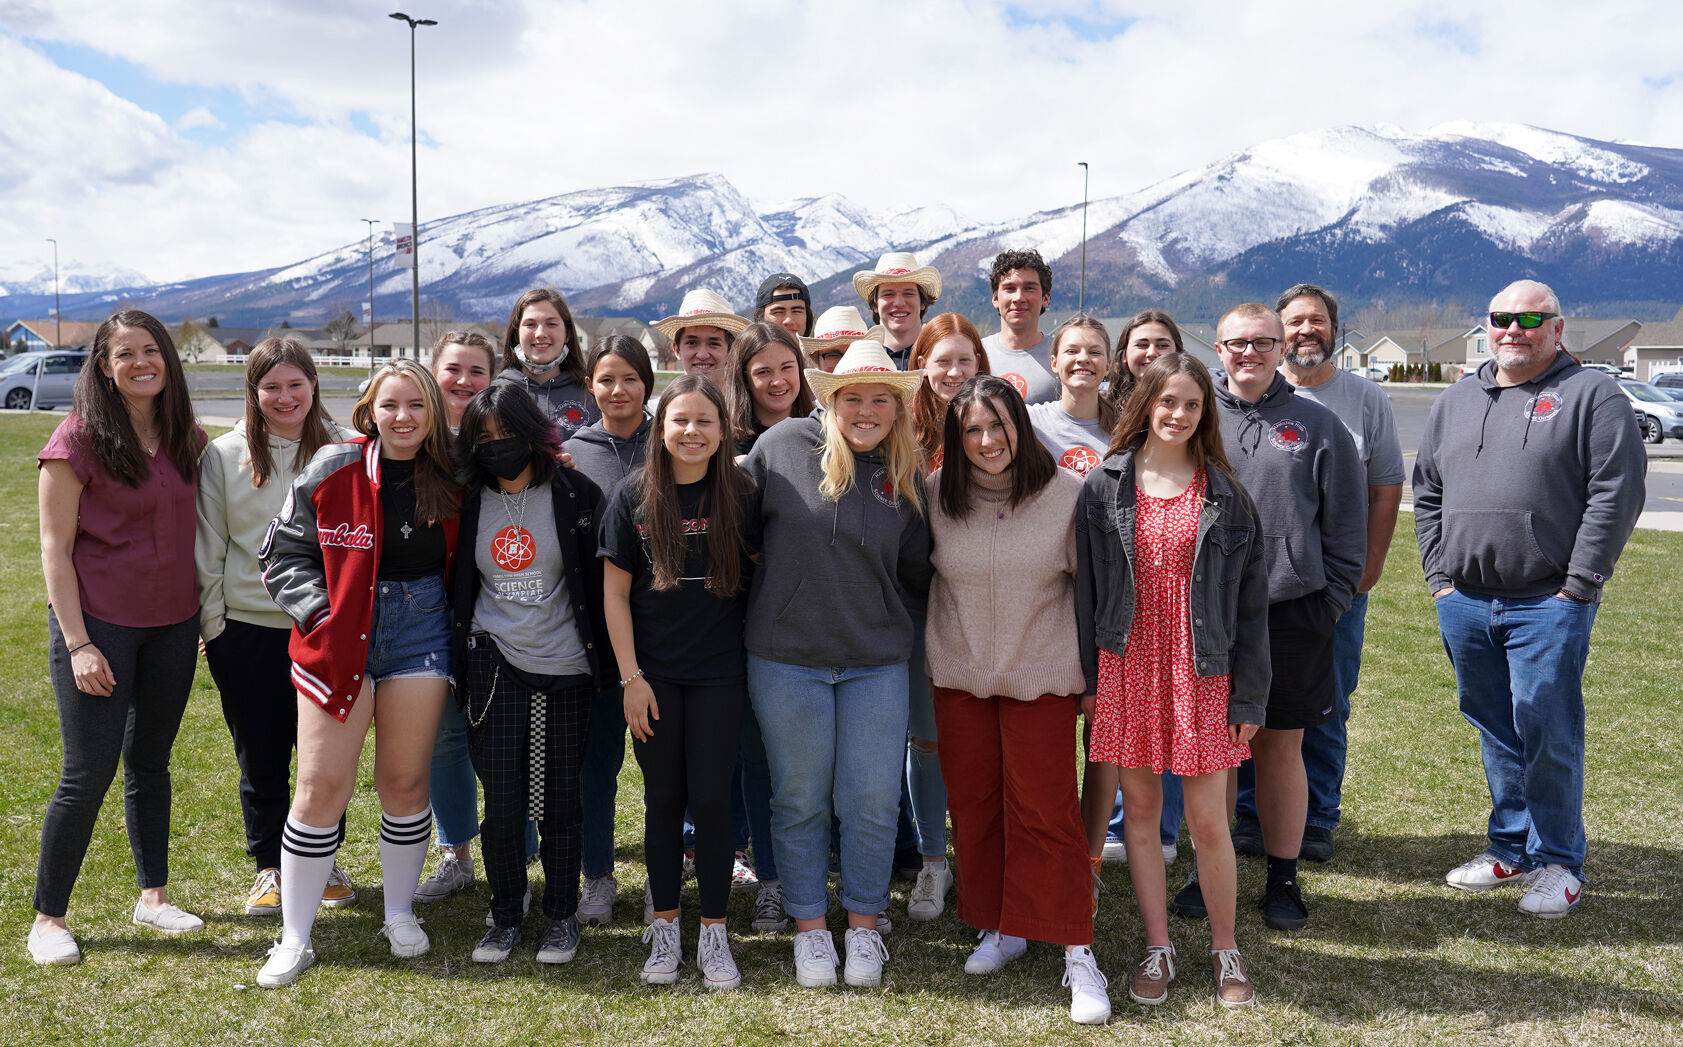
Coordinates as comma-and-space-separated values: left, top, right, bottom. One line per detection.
1623, 308, 1683, 381
6, 319, 104, 353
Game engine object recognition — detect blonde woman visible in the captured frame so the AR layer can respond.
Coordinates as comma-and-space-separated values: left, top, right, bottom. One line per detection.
741, 340, 932, 991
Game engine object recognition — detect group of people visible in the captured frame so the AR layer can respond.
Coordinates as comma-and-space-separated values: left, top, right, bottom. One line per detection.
24, 245, 1646, 1026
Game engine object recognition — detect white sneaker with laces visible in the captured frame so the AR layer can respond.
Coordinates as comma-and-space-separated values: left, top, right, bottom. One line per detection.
414, 852, 474, 903
640, 916, 681, 984
843, 926, 889, 987
792, 928, 839, 987
1445, 852, 1537, 892
578, 874, 616, 926
132, 899, 205, 934
697, 922, 741, 990
906, 862, 953, 921
381, 913, 430, 958
257, 939, 315, 987
1518, 863, 1584, 918
752, 881, 787, 932
1064, 945, 1112, 1025
964, 929, 1027, 974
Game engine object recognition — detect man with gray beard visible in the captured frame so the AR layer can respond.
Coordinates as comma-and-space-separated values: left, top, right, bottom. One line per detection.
1230, 285, 1403, 864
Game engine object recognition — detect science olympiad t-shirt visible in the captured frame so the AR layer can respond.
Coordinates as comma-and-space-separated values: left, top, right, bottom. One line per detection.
1027, 401, 1109, 476
471, 479, 592, 676
982, 333, 1060, 405
599, 476, 758, 684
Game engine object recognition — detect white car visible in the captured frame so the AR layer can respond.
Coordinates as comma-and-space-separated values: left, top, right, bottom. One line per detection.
0, 351, 88, 410
1617, 378, 1683, 444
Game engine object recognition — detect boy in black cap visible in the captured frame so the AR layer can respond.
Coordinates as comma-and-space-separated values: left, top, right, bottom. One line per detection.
754, 274, 814, 338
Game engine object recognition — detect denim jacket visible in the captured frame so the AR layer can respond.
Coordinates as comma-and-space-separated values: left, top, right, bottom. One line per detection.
1074, 448, 1271, 726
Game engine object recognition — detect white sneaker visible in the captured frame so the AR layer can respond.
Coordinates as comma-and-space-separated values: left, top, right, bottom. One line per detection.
27, 924, 80, 966
257, 939, 315, 987
1162, 842, 1179, 864
752, 881, 788, 932
1518, 864, 1584, 919
640, 916, 681, 984
483, 886, 531, 928
381, 913, 430, 958
1064, 945, 1112, 1025
415, 852, 474, 903
843, 926, 889, 988
964, 929, 1027, 974
1446, 852, 1538, 892
906, 862, 953, 921
1101, 837, 1127, 863
876, 912, 893, 935
792, 928, 839, 987
132, 899, 205, 934
697, 922, 741, 990
578, 874, 616, 926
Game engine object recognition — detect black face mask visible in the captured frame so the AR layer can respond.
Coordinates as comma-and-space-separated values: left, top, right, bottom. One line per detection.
475, 437, 532, 482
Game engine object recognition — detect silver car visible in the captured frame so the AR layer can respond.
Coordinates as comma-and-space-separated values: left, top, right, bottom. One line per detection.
1617, 378, 1683, 444
0, 351, 88, 410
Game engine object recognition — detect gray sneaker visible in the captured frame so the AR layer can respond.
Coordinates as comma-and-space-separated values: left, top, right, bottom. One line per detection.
535, 914, 580, 964
578, 875, 616, 926
415, 852, 474, 903
751, 881, 787, 932
472, 923, 520, 963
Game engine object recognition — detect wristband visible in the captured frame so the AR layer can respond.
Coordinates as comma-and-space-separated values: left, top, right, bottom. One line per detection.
68, 641, 95, 656
619, 668, 644, 688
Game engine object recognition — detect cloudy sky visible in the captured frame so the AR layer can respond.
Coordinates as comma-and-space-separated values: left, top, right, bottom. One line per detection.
4, 0, 1682, 287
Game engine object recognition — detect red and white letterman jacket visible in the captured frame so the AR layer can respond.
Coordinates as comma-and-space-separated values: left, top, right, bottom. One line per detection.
259, 436, 459, 722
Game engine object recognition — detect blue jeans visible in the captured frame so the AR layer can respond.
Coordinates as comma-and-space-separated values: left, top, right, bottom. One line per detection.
1234, 592, 1369, 826
1109, 774, 1183, 848
904, 617, 948, 857
579, 683, 625, 880
432, 699, 540, 855
1436, 589, 1595, 878
747, 655, 908, 920
739, 702, 779, 880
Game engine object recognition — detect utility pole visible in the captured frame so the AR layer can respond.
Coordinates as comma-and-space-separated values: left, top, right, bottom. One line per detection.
390, 12, 436, 359
363, 218, 379, 375
46, 237, 61, 349
1076, 163, 1089, 315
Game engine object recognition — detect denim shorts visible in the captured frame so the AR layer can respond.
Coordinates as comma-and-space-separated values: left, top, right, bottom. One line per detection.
366, 574, 452, 685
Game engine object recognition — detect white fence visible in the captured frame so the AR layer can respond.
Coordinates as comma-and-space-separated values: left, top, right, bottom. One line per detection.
215, 354, 405, 367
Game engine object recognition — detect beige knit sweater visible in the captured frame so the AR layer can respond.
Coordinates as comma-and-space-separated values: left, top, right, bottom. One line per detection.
925, 465, 1087, 700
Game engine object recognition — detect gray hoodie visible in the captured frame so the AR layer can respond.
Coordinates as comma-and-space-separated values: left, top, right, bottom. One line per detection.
1413, 351, 1645, 600
567, 417, 650, 505
1213, 371, 1367, 617
494, 366, 599, 440
742, 416, 932, 667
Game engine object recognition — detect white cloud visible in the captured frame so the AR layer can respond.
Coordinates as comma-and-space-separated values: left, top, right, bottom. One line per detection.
2, 0, 1683, 284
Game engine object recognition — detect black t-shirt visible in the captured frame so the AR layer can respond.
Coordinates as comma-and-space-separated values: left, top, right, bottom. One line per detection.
378, 457, 447, 581
598, 473, 758, 684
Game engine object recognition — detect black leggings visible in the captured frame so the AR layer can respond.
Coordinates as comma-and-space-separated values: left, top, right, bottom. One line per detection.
635, 676, 745, 919
463, 641, 592, 927
34, 610, 198, 918
204, 619, 345, 870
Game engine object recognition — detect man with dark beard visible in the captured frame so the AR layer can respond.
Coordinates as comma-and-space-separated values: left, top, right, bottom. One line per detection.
1229, 285, 1403, 864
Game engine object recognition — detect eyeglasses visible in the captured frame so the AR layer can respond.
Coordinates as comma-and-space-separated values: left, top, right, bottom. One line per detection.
1218, 337, 1279, 353
1489, 311, 1559, 330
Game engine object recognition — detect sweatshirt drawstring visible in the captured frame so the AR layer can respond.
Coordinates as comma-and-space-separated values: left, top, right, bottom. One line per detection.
1475, 392, 1495, 458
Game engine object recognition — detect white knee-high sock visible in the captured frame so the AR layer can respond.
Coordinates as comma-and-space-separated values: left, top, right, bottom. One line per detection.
280, 816, 341, 947
379, 809, 433, 920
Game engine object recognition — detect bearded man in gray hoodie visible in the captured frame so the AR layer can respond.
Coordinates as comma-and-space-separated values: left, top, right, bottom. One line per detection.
1415, 279, 1644, 920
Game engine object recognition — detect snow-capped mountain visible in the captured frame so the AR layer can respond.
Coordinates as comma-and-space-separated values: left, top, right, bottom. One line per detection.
9, 123, 1683, 329
0, 260, 153, 297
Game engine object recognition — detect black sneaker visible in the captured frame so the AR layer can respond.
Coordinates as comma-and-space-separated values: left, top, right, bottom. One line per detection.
1231, 814, 1264, 857
536, 914, 581, 964
1170, 873, 1207, 919
1300, 825, 1335, 863
472, 923, 521, 963
1258, 879, 1308, 930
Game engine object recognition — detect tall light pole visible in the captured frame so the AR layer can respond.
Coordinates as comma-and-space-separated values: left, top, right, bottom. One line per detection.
45, 237, 61, 349
1076, 163, 1089, 315
390, 11, 435, 359
362, 218, 379, 375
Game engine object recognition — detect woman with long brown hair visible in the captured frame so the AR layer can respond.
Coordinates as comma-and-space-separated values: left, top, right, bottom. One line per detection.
725, 321, 816, 453
495, 288, 599, 440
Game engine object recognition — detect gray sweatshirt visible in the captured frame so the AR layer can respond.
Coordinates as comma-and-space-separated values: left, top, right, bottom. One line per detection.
742, 416, 932, 667
1413, 351, 1646, 600
1213, 372, 1367, 616
567, 417, 650, 505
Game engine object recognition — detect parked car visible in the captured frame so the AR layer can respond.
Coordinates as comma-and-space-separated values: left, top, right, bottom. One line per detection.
1357, 366, 1389, 382
0, 351, 88, 410
1582, 362, 1622, 376
1654, 372, 1683, 391
1616, 378, 1683, 444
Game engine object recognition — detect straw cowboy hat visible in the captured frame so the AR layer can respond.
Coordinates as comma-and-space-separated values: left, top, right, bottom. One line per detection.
852, 252, 942, 302
801, 305, 872, 353
652, 288, 749, 339
805, 340, 924, 404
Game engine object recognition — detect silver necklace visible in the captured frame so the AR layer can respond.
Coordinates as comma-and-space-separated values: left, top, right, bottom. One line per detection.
498, 481, 530, 532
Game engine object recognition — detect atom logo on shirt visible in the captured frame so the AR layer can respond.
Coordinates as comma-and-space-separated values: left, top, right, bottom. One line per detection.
1060, 447, 1101, 474
1268, 420, 1309, 453
1003, 373, 1028, 397
491, 525, 535, 571
560, 400, 588, 429
871, 467, 899, 507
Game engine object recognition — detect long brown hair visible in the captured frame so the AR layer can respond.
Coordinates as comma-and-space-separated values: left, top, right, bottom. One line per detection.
907, 313, 990, 458
351, 359, 460, 524
72, 309, 199, 487
937, 376, 1056, 520
1103, 309, 1184, 411
244, 337, 339, 488
1049, 315, 1121, 433
726, 321, 815, 441
637, 374, 748, 595
1107, 353, 1234, 482
501, 287, 589, 389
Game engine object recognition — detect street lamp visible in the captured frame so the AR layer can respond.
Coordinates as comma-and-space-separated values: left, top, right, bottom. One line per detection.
362, 218, 379, 375
45, 237, 61, 350
390, 11, 436, 359
1076, 163, 1089, 315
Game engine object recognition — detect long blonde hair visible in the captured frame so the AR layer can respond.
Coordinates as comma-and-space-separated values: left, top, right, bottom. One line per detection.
351, 359, 460, 524
817, 390, 924, 515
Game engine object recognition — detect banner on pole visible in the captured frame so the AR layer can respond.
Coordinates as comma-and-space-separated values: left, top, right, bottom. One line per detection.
362, 301, 372, 324
393, 223, 415, 269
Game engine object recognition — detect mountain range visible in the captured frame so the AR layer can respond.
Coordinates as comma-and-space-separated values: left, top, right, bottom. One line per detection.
7, 122, 1683, 331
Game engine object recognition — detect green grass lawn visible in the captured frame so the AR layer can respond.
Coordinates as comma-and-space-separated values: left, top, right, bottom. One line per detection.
0, 411, 1678, 1045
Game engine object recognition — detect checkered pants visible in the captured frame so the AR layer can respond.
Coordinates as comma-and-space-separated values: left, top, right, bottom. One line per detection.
463, 639, 592, 925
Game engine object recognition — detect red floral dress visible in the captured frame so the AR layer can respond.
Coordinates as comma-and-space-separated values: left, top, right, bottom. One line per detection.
1091, 470, 1250, 775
